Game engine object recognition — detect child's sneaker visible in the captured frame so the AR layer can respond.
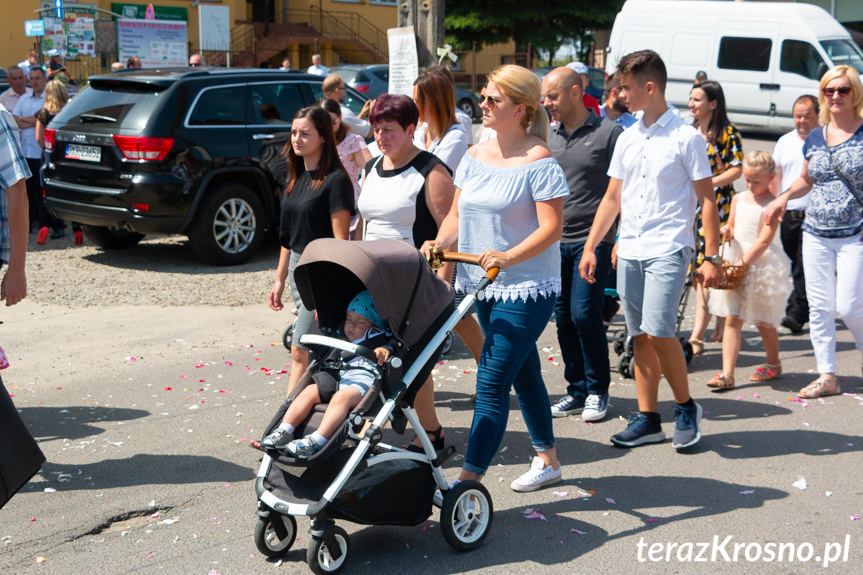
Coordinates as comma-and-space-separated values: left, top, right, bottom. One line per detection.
510, 456, 562, 492
260, 428, 293, 450
286, 436, 324, 459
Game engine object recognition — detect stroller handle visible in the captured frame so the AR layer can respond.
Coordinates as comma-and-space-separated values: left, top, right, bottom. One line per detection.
430, 250, 500, 283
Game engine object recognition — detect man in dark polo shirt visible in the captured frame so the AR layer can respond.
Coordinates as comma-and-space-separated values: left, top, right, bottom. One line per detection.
541, 67, 622, 421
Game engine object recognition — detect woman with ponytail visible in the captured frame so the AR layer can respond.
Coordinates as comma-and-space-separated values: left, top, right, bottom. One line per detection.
421, 65, 569, 493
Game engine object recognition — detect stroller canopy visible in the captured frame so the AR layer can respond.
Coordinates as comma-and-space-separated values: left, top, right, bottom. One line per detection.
294, 239, 454, 346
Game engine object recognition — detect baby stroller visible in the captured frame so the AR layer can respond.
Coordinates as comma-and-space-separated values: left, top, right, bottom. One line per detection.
254, 239, 496, 574
605, 255, 697, 379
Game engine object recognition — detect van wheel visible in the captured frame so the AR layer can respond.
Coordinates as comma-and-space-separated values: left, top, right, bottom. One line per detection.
190, 184, 264, 265
81, 225, 145, 249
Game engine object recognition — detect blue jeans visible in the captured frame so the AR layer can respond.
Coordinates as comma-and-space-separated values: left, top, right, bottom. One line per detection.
554, 241, 612, 401
464, 294, 556, 475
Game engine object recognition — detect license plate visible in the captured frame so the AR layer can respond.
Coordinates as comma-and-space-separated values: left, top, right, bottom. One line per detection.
65, 143, 101, 163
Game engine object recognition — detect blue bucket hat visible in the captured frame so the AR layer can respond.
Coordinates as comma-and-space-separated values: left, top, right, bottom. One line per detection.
347, 291, 384, 329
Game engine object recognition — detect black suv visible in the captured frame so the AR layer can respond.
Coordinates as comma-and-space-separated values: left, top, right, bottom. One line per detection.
43, 68, 368, 265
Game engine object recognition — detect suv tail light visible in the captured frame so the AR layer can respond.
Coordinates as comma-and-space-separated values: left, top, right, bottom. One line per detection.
113, 135, 174, 161
44, 129, 56, 152
354, 85, 370, 94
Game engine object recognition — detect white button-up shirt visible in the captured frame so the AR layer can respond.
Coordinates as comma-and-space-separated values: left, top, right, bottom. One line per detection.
608, 108, 712, 260
773, 129, 809, 211
12, 91, 45, 160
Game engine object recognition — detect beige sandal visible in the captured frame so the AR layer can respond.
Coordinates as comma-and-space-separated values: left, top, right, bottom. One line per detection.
798, 377, 841, 399
749, 362, 782, 382
707, 373, 735, 389
688, 338, 705, 357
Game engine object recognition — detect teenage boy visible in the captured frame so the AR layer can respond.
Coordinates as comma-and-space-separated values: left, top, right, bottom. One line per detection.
579, 50, 721, 450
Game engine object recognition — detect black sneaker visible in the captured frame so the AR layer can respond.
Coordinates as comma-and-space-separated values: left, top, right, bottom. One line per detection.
671, 401, 703, 450
781, 316, 804, 334
551, 394, 585, 418
610, 413, 665, 447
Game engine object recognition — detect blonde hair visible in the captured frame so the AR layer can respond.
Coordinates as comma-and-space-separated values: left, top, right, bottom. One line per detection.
43, 80, 68, 115
742, 150, 776, 174
818, 65, 863, 125
487, 64, 549, 142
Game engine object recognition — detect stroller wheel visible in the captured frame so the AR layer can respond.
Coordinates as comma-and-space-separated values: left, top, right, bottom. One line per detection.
681, 339, 694, 365
613, 340, 625, 356
441, 332, 454, 355
254, 513, 297, 557
282, 324, 294, 350
307, 525, 350, 575
440, 480, 493, 552
618, 354, 634, 379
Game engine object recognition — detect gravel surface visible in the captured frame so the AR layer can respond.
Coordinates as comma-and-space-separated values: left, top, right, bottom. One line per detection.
26, 232, 282, 307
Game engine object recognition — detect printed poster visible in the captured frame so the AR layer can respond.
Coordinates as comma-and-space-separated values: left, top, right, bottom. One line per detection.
387, 26, 418, 96
118, 18, 188, 68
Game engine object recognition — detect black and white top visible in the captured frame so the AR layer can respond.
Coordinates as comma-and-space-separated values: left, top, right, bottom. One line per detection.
358, 151, 449, 248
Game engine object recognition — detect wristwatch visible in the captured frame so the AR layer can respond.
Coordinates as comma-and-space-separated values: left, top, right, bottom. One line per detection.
706, 254, 722, 265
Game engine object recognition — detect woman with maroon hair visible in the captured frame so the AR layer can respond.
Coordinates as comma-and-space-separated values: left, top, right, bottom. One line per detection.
358, 93, 455, 451
269, 106, 354, 393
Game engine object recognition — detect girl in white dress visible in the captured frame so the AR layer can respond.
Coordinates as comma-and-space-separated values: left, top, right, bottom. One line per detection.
707, 151, 792, 389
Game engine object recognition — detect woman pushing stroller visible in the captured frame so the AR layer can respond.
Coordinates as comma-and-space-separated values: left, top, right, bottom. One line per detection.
261, 291, 391, 458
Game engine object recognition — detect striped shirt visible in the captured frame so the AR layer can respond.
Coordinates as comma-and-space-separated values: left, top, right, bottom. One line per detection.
0, 105, 32, 265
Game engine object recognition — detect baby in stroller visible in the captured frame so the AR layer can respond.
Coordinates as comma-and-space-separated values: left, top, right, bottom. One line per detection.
261, 291, 392, 458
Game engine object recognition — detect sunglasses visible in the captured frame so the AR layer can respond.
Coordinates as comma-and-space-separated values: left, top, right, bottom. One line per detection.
480, 94, 504, 107
823, 86, 851, 97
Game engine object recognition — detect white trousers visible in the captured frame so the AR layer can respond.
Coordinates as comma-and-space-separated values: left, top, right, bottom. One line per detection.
802, 231, 863, 373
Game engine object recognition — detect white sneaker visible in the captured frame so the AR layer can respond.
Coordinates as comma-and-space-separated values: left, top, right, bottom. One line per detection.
582, 394, 609, 422
510, 456, 562, 492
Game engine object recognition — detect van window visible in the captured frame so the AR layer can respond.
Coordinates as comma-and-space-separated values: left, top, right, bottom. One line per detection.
188, 86, 246, 126
781, 40, 825, 80
718, 37, 772, 72
820, 39, 863, 74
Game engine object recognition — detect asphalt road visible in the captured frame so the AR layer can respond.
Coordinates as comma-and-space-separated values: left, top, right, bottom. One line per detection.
2, 134, 862, 575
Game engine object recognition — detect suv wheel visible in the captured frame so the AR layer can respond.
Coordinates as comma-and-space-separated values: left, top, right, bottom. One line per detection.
81, 225, 145, 249
190, 183, 265, 265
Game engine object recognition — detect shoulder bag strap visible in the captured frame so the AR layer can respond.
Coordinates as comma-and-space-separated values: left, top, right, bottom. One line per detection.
825, 125, 863, 209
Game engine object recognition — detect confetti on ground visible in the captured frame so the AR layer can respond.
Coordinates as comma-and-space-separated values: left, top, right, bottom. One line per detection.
35, 556, 46, 563
164, 387, 172, 391
739, 490, 755, 495
524, 512, 547, 521
570, 528, 586, 535
606, 498, 616, 505
851, 515, 861, 521
792, 476, 807, 490
552, 491, 568, 497
753, 393, 761, 398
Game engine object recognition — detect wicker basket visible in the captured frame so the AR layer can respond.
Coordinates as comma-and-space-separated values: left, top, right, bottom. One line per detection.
712, 235, 748, 290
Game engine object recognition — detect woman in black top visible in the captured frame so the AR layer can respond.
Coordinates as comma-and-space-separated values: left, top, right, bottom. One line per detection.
268, 106, 354, 392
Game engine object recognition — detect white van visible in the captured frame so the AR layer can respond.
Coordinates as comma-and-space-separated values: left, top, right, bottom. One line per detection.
605, 0, 863, 131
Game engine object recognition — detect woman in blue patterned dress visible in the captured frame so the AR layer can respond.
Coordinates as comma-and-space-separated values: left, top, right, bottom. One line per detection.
422, 65, 569, 493
766, 65, 863, 398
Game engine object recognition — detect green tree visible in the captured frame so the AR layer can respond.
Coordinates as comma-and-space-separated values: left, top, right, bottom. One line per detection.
445, 1, 625, 63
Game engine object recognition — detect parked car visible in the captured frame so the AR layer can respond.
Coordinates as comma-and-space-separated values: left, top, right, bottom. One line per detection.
533, 65, 605, 100
332, 64, 481, 119
42, 68, 368, 265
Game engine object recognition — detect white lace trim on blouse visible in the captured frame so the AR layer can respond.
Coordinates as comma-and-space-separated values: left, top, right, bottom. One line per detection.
455, 276, 562, 303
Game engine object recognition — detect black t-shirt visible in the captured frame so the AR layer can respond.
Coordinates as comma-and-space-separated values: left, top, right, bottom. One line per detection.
279, 168, 354, 252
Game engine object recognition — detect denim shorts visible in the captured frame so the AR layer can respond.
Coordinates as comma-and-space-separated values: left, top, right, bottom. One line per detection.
617, 247, 692, 338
